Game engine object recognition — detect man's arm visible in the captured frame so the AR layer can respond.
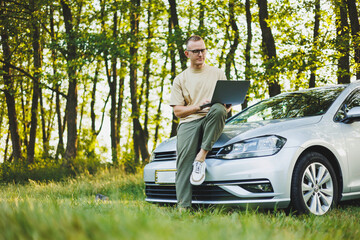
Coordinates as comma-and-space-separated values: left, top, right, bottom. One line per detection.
172, 99, 211, 118
172, 105, 201, 119
173, 101, 231, 119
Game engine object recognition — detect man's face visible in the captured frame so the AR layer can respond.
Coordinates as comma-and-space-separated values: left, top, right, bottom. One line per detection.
185, 40, 207, 68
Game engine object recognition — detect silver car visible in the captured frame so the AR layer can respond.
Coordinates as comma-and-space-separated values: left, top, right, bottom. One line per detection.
144, 80, 360, 215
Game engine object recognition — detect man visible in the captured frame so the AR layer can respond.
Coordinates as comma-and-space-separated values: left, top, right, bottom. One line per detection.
170, 35, 231, 208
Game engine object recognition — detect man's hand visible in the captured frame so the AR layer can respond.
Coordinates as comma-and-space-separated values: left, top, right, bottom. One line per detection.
199, 99, 211, 110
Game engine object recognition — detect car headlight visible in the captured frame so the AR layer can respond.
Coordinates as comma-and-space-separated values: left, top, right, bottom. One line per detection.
216, 135, 286, 159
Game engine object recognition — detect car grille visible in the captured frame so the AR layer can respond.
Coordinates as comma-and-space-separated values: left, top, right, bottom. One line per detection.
153, 148, 221, 161
145, 184, 235, 201
145, 180, 273, 202
153, 151, 176, 161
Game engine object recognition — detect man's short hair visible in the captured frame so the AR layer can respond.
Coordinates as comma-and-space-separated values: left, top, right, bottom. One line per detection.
185, 35, 204, 49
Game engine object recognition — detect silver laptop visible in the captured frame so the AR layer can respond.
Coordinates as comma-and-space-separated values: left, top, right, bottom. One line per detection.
200, 80, 250, 108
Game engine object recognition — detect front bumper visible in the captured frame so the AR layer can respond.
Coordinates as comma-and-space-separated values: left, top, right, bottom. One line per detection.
143, 147, 300, 209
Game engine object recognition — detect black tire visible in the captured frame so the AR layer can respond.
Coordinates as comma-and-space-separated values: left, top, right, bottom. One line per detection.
291, 151, 339, 215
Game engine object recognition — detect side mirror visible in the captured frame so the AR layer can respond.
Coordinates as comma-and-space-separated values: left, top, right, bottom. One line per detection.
342, 106, 360, 123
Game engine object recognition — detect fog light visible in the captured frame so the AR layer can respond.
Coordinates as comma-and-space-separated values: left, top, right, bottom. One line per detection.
241, 183, 274, 193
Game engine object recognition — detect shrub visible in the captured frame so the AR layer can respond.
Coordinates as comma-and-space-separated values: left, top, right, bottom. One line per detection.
0, 156, 105, 183
0, 159, 67, 183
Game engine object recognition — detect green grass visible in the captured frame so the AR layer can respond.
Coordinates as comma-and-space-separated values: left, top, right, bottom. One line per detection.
1, 169, 360, 240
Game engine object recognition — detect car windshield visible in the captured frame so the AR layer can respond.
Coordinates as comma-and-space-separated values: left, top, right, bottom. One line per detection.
228, 86, 346, 124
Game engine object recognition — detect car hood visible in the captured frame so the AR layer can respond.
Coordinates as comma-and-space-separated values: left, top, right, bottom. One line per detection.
154, 116, 323, 153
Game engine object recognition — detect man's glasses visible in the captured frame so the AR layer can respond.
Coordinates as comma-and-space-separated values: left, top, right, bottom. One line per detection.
187, 48, 207, 54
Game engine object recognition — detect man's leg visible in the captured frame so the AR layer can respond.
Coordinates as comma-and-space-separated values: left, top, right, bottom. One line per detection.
190, 104, 227, 185
176, 119, 202, 208
200, 103, 227, 154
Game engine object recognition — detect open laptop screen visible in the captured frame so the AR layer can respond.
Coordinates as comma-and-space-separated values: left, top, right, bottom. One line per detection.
200, 80, 250, 108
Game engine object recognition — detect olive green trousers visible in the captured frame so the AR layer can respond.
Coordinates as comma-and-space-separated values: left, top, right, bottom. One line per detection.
176, 103, 227, 207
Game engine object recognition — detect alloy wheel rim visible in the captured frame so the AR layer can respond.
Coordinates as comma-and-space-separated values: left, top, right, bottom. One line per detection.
301, 162, 334, 215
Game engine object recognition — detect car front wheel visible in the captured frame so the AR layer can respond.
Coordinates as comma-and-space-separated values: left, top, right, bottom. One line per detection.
291, 151, 339, 215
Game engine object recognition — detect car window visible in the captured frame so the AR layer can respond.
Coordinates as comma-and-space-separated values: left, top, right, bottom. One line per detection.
228, 86, 345, 124
334, 89, 360, 122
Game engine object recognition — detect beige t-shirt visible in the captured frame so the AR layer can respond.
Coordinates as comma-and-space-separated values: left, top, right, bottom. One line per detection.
170, 64, 227, 123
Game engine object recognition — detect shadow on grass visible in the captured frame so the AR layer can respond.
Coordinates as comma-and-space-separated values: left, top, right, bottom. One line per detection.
151, 202, 292, 217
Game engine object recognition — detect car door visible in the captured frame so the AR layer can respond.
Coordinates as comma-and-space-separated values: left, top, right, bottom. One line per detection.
335, 89, 360, 192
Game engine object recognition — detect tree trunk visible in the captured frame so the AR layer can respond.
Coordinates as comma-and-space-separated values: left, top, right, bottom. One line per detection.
243, 0, 252, 110
0, 102, 3, 141
4, 130, 10, 163
1, 1, 22, 162
168, 17, 178, 138
336, 0, 350, 84
154, 55, 168, 149
116, 61, 126, 146
49, 3, 64, 160
78, 85, 86, 132
168, 0, 188, 137
90, 62, 109, 137
3, 80, 22, 162
55, 85, 65, 159
20, 80, 28, 148
27, 0, 41, 163
104, 56, 118, 164
100, 0, 119, 165
130, 0, 149, 164
91, 61, 100, 134
346, 0, 360, 79
116, 9, 126, 149
61, 0, 78, 161
257, 0, 280, 97
218, 25, 229, 69
39, 88, 50, 158
111, 9, 119, 165
309, 0, 320, 88
198, 0, 205, 33
225, 0, 240, 80
142, 0, 152, 144
168, 0, 187, 70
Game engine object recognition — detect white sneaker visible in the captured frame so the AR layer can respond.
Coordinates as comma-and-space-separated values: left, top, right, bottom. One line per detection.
190, 161, 206, 185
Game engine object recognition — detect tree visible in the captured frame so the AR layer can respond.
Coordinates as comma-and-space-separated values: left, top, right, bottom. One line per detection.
198, 0, 205, 33
100, 0, 119, 165
168, 16, 178, 138
225, 0, 240, 80
27, 0, 42, 163
257, 0, 280, 97
129, 0, 149, 164
61, 0, 79, 162
243, 0, 252, 109
110, 2, 119, 165
346, 0, 360, 79
0, 0, 22, 162
168, 0, 187, 70
140, 0, 154, 146
336, 0, 351, 84
168, 0, 187, 137
49, 2, 65, 160
2, 0, 360, 174
309, 0, 320, 88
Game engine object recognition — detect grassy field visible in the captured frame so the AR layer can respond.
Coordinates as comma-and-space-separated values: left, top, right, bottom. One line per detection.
1, 169, 360, 240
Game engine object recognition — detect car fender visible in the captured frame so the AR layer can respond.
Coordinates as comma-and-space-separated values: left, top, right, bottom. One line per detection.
286, 138, 349, 193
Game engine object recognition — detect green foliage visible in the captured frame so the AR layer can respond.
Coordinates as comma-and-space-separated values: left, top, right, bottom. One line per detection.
1, 0, 360, 173
120, 151, 141, 174
0, 131, 106, 182
75, 128, 104, 175
0, 159, 67, 183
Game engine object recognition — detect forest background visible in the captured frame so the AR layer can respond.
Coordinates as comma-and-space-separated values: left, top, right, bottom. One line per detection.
0, 0, 359, 182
